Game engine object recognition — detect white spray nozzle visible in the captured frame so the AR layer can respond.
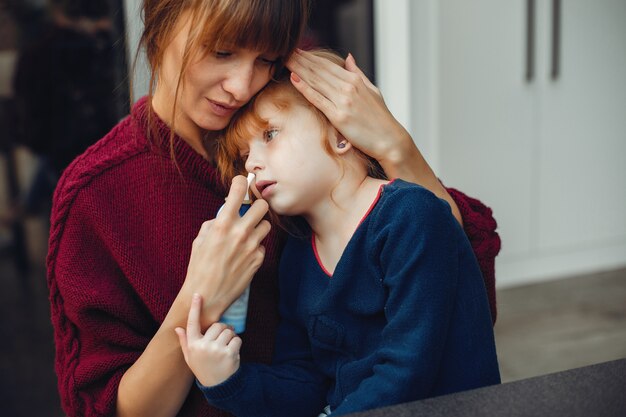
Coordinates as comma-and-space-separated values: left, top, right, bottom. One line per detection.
244, 172, 255, 202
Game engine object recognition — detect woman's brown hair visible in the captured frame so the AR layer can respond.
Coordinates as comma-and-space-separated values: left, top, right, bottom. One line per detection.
134, 0, 310, 152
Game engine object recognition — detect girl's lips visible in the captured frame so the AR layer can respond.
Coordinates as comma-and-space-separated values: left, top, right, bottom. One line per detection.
255, 180, 276, 199
207, 99, 238, 117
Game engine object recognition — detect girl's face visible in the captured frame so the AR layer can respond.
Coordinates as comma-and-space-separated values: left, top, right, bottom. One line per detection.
243, 101, 342, 217
153, 14, 279, 142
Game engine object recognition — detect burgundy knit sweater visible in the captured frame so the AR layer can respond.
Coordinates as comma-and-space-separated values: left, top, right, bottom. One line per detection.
47, 97, 500, 417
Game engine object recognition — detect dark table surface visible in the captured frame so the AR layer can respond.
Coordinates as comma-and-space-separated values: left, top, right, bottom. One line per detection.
347, 357, 626, 417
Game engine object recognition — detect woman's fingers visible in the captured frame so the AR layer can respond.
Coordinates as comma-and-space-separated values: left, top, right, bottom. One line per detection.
345, 53, 379, 94
289, 48, 355, 89
287, 49, 356, 106
216, 175, 248, 220
240, 198, 269, 228
182, 178, 271, 329
290, 72, 335, 116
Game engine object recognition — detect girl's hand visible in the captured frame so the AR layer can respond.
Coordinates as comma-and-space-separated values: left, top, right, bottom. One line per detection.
178, 175, 271, 329
286, 49, 415, 171
176, 294, 242, 387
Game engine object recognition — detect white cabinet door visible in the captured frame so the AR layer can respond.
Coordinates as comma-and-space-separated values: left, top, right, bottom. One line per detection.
434, 0, 626, 285
537, 0, 626, 250
438, 0, 536, 259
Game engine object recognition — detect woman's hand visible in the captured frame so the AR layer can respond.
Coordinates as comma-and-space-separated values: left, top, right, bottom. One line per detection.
286, 49, 414, 173
177, 175, 271, 329
286, 50, 462, 223
176, 294, 242, 387
117, 176, 267, 417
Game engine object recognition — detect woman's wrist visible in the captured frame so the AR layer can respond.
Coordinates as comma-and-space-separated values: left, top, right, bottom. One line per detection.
377, 127, 464, 225
169, 286, 225, 331
377, 127, 427, 181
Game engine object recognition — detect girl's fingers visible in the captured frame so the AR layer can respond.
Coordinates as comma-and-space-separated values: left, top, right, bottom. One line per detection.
204, 322, 231, 340
186, 293, 203, 340
215, 327, 237, 345
228, 335, 242, 352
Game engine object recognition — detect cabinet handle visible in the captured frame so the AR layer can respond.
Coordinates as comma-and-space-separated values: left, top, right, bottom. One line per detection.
525, 0, 535, 82
551, 0, 561, 80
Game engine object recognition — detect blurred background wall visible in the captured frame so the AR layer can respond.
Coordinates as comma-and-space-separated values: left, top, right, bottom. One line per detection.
376, 0, 626, 288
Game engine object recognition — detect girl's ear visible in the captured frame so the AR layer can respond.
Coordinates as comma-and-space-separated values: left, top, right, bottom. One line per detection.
334, 133, 353, 155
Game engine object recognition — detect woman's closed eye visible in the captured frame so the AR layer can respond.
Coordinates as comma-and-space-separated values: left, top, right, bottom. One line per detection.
214, 50, 232, 59
263, 128, 279, 142
258, 56, 280, 66
213, 50, 278, 67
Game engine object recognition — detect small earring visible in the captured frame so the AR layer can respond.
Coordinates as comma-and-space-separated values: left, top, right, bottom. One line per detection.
337, 141, 347, 149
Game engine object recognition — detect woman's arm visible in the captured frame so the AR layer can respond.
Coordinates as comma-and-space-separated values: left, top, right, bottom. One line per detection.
48, 173, 270, 417
286, 50, 462, 224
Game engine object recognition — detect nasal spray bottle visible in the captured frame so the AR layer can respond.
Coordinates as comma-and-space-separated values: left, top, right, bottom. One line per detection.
217, 172, 255, 333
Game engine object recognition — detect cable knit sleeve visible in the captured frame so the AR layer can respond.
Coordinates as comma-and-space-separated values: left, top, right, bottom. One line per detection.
446, 187, 501, 323
47, 160, 153, 417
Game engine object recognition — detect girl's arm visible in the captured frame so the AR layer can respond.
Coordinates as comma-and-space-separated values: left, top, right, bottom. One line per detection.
183, 295, 329, 417
286, 49, 461, 224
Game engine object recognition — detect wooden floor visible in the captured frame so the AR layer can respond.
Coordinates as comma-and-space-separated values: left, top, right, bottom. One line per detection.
494, 267, 626, 382
1, 218, 625, 416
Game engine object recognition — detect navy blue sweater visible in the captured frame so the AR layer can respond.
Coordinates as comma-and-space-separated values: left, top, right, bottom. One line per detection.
200, 180, 500, 416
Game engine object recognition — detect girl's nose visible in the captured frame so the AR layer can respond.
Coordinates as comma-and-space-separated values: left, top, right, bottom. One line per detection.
244, 147, 263, 173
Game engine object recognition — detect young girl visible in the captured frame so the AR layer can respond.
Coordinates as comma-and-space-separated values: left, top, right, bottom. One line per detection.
176, 50, 501, 417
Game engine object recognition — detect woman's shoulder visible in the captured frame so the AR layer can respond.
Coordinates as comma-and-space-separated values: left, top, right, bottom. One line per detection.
55, 116, 149, 196
50, 115, 154, 225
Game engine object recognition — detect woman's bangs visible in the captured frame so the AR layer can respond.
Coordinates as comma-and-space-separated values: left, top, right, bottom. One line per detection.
201, 0, 304, 60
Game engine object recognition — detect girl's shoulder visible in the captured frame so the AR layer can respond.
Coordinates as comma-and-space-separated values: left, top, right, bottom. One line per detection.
373, 179, 457, 231
380, 179, 448, 210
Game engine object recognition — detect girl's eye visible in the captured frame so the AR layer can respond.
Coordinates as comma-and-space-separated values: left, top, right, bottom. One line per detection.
263, 129, 279, 142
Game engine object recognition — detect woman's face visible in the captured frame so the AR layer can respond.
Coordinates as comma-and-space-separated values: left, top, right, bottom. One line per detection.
152, 13, 279, 143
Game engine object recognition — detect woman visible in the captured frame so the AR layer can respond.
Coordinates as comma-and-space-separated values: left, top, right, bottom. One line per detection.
47, 1, 499, 417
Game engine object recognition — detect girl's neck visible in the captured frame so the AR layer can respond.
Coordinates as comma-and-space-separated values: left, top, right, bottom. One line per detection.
305, 173, 388, 275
